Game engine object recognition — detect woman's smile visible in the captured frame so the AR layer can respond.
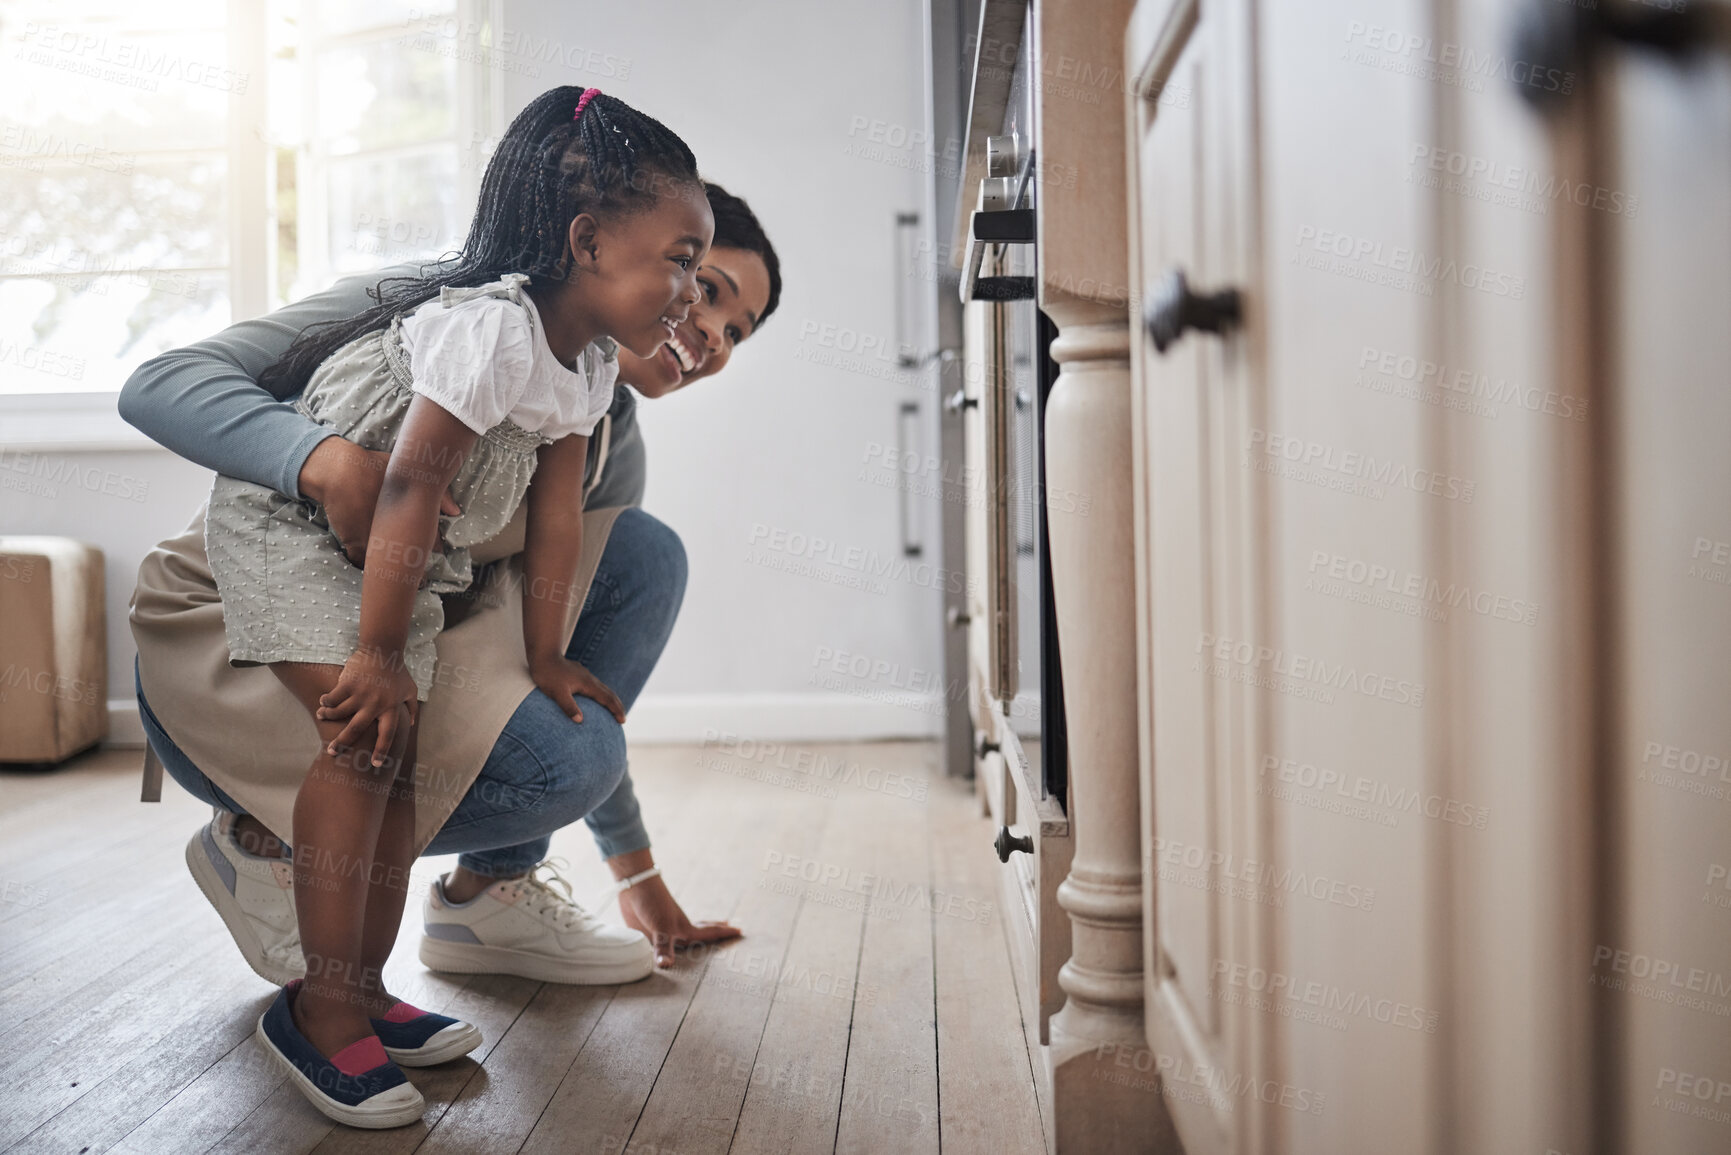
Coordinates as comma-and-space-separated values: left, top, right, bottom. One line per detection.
660, 320, 707, 383
619, 245, 773, 397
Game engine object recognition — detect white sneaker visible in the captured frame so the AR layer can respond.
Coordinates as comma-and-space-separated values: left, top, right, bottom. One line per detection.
184, 809, 307, 985
418, 858, 654, 985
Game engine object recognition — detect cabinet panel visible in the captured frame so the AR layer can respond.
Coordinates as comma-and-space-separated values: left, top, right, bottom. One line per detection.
1604, 46, 1731, 1155
1131, 2, 1257, 1151
1142, 27, 1220, 1039
1256, 1, 1438, 1150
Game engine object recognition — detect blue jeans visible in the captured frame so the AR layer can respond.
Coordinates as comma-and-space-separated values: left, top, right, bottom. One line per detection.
138, 507, 686, 879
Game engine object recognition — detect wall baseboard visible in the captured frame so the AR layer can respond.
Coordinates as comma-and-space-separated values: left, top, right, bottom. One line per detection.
104, 691, 945, 751
623, 692, 945, 744
106, 700, 148, 748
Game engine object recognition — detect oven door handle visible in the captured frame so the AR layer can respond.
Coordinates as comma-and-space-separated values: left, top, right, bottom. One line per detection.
961, 208, 1037, 303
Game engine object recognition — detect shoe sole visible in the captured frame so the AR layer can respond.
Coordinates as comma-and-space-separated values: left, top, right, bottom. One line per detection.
254, 1015, 425, 1129
186, 830, 305, 987
418, 936, 654, 985
384, 1021, 485, 1067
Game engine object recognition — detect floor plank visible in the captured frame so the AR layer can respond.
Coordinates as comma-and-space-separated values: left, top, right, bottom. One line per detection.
931, 775, 1046, 1154
834, 743, 942, 1155
620, 777, 826, 1155
1, 743, 1042, 1155
0, 922, 245, 1148
515, 741, 759, 1155
729, 743, 881, 1154
2, 964, 261, 1154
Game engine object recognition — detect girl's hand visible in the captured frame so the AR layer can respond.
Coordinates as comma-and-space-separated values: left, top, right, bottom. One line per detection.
529, 655, 626, 724
317, 645, 419, 766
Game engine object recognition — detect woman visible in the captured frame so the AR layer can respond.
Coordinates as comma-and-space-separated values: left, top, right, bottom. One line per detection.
120, 181, 780, 983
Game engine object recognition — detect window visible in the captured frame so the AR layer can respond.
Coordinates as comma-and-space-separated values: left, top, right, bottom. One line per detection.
0, 0, 502, 399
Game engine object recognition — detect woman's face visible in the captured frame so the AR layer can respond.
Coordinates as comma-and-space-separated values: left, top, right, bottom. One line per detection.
615, 246, 772, 398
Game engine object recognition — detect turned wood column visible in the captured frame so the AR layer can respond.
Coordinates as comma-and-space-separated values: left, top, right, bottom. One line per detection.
1034, 0, 1173, 1149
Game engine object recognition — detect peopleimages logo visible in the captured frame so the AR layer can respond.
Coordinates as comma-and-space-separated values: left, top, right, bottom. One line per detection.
1408, 145, 1637, 218
1294, 225, 1527, 300
1306, 550, 1539, 628
1591, 944, 1731, 1016
1151, 836, 1376, 911
1247, 428, 1478, 504
1259, 754, 1490, 831
1357, 344, 1586, 422
1196, 631, 1426, 709
746, 523, 973, 598
1088, 1044, 1326, 1116
19, 20, 250, 93
1342, 21, 1575, 96
1212, 959, 1440, 1033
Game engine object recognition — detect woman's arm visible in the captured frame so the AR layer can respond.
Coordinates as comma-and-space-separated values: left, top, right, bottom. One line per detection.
607, 846, 744, 967
117, 261, 437, 497
521, 434, 626, 723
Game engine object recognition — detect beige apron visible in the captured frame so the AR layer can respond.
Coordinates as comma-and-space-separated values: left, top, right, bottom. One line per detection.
130, 416, 621, 858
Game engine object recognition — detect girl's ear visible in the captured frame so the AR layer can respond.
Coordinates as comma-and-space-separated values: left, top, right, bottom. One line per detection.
566, 213, 601, 273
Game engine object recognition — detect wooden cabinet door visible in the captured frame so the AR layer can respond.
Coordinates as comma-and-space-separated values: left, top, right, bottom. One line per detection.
1131, 2, 1731, 1151
1595, 28, 1731, 1155
1129, 2, 1264, 1151
1133, 1, 1439, 1151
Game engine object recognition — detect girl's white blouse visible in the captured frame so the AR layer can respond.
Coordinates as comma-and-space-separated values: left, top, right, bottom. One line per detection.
398, 273, 619, 441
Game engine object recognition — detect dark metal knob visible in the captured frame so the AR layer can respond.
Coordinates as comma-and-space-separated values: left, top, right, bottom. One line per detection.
1511, 0, 1707, 112
975, 734, 1000, 760
944, 388, 978, 415
1144, 269, 1242, 354
995, 826, 1034, 862
946, 606, 972, 629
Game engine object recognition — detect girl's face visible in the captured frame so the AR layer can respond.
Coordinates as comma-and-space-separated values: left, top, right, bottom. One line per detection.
617, 246, 773, 398
565, 185, 715, 359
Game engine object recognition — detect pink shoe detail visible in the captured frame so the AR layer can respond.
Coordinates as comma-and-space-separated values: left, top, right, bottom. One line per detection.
380, 1001, 428, 1024
330, 1035, 390, 1076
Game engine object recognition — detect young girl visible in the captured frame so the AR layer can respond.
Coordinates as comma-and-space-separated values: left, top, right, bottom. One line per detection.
203, 87, 712, 1129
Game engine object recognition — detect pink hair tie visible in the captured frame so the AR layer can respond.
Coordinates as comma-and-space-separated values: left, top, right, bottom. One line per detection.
574, 88, 601, 119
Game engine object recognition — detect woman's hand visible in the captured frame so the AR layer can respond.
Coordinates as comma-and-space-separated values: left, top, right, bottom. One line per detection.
529, 654, 626, 724
609, 851, 743, 968
317, 645, 419, 766
300, 437, 462, 566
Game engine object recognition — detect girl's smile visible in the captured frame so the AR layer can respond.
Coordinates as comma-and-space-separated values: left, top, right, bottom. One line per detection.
627, 247, 773, 398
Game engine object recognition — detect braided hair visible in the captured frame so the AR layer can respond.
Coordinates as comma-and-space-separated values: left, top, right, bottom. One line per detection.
704, 182, 782, 326
260, 86, 701, 396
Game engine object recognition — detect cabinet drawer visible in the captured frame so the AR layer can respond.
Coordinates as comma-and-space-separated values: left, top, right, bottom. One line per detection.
989, 720, 1072, 1045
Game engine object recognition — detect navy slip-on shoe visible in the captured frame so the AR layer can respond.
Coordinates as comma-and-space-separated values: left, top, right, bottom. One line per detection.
370, 1000, 482, 1067
256, 981, 425, 1129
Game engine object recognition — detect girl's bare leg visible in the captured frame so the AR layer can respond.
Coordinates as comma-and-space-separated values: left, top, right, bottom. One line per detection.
271, 661, 410, 1059
356, 724, 418, 1011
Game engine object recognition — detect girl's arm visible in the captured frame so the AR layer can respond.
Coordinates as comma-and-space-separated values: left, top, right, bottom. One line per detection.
522, 434, 626, 724
319, 396, 479, 765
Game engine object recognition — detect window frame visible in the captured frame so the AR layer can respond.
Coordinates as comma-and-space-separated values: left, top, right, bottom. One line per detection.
0, 0, 504, 449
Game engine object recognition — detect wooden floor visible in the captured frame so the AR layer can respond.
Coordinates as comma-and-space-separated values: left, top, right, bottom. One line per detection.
0, 740, 1045, 1155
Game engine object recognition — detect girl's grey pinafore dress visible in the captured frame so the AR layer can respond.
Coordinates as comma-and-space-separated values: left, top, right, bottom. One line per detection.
204, 273, 614, 700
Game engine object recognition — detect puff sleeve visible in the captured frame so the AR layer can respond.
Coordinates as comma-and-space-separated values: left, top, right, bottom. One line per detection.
402, 297, 537, 435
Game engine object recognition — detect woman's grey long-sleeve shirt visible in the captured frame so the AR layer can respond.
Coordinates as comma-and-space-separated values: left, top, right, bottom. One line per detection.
118, 262, 652, 859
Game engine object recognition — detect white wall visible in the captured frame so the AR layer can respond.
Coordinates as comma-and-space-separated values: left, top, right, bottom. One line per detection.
503, 0, 947, 739
1, 440, 215, 745
1, 0, 947, 745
